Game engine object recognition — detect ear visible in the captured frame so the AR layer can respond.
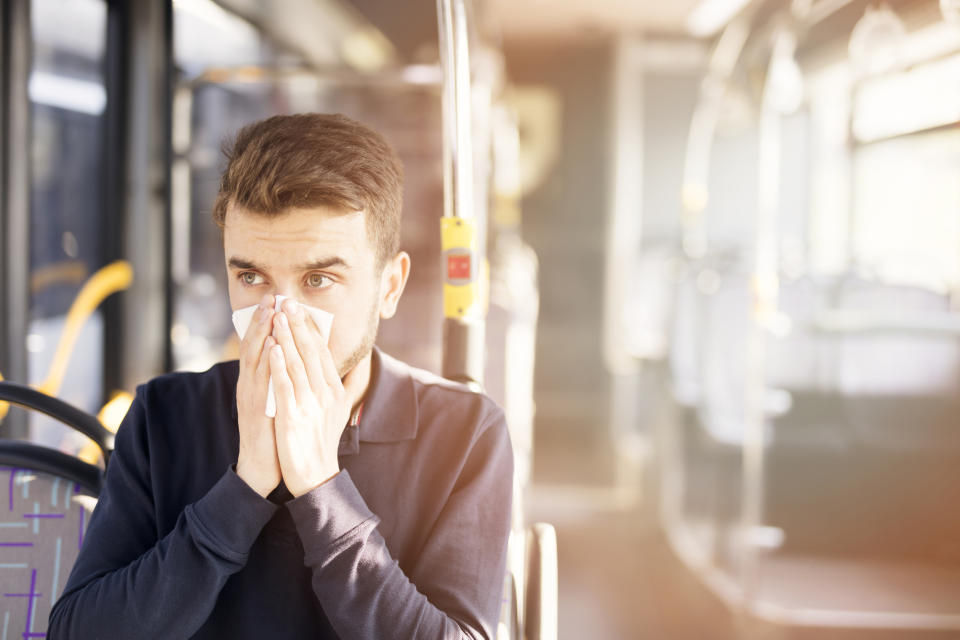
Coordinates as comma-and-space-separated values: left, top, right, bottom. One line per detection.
378, 251, 411, 319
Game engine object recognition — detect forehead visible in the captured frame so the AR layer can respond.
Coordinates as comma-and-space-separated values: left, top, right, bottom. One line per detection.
223, 205, 372, 266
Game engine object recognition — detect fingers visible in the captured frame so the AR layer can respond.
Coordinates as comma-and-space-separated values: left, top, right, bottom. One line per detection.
284, 301, 340, 393
280, 299, 326, 395
274, 310, 312, 402
268, 344, 298, 419
239, 302, 275, 374
256, 336, 274, 389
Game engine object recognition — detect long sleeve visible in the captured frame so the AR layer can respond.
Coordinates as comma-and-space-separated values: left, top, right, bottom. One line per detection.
47, 389, 279, 639
287, 410, 513, 640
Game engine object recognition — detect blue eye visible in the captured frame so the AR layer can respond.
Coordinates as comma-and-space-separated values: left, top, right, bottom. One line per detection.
240, 272, 264, 286
307, 273, 331, 288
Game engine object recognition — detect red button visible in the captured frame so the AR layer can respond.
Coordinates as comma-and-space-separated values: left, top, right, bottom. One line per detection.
447, 255, 471, 280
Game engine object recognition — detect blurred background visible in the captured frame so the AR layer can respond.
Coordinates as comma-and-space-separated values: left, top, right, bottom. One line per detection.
3, 0, 960, 637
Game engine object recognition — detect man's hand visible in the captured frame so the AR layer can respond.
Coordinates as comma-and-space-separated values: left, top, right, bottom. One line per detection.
268, 298, 365, 497
235, 294, 282, 498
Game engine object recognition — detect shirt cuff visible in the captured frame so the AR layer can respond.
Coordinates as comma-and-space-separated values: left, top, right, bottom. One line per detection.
286, 469, 378, 554
185, 464, 279, 558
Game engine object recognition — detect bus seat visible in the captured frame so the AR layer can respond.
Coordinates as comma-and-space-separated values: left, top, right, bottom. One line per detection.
0, 382, 106, 639
498, 568, 519, 640
830, 278, 960, 452
766, 276, 831, 392
0, 463, 98, 637
498, 522, 558, 640
0, 382, 113, 466
524, 522, 558, 640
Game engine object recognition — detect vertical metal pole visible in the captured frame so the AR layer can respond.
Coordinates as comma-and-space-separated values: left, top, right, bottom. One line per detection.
102, 0, 131, 405
437, 0, 485, 386
160, 0, 175, 376
102, 0, 173, 396
739, 27, 791, 612
436, 0, 474, 227
604, 36, 644, 464
680, 18, 749, 259
0, 0, 32, 439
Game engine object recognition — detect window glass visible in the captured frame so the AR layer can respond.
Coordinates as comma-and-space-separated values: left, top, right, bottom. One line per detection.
852, 129, 960, 292
28, 0, 107, 454
173, 0, 266, 75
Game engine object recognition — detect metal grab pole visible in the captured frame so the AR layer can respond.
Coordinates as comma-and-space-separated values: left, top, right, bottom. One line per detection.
0, 0, 33, 439
739, 25, 796, 612
437, 0, 485, 386
679, 18, 749, 259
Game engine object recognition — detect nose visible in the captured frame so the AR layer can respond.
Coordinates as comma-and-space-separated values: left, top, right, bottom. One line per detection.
266, 281, 303, 308
259, 292, 276, 309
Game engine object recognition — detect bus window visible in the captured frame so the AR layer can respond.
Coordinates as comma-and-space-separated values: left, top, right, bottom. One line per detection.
27, 0, 108, 453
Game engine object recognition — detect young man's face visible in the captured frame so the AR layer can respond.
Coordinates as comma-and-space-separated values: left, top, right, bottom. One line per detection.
222, 205, 407, 378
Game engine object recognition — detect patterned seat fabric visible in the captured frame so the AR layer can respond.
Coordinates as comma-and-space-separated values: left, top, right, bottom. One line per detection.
0, 466, 95, 639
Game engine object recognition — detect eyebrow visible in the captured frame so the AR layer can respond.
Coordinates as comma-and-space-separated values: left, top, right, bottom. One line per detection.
227, 256, 350, 271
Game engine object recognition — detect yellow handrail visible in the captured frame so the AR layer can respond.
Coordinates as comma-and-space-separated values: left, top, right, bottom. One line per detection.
38, 261, 133, 396
0, 260, 134, 424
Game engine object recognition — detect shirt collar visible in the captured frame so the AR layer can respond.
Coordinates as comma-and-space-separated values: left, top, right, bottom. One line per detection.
337, 347, 418, 456
352, 346, 419, 445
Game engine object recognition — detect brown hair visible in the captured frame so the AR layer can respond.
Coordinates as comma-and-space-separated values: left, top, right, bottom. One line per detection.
212, 113, 404, 267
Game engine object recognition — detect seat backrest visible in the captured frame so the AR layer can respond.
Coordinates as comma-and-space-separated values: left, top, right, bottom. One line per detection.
0, 382, 107, 637
833, 278, 960, 396
0, 466, 96, 638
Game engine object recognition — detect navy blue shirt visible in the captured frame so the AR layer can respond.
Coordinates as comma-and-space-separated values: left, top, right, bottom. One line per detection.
48, 347, 513, 639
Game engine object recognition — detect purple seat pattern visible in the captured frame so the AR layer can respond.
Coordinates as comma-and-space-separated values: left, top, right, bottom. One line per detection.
0, 467, 94, 639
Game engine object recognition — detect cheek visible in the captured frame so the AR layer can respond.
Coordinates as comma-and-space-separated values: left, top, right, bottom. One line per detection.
226, 279, 260, 309
326, 308, 360, 353
324, 290, 378, 352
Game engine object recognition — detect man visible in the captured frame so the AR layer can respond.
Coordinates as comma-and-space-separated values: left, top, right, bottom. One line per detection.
48, 113, 513, 639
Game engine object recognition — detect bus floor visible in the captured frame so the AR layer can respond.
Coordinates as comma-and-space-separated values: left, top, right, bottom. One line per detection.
525, 425, 959, 640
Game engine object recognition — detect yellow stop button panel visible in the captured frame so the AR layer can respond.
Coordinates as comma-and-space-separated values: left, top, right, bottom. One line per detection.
441, 218, 479, 319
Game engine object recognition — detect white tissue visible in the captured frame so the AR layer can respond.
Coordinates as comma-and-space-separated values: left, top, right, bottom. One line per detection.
231, 295, 334, 417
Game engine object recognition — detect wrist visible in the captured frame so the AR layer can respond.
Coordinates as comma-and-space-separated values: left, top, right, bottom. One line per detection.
235, 462, 276, 498
290, 467, 340, 498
